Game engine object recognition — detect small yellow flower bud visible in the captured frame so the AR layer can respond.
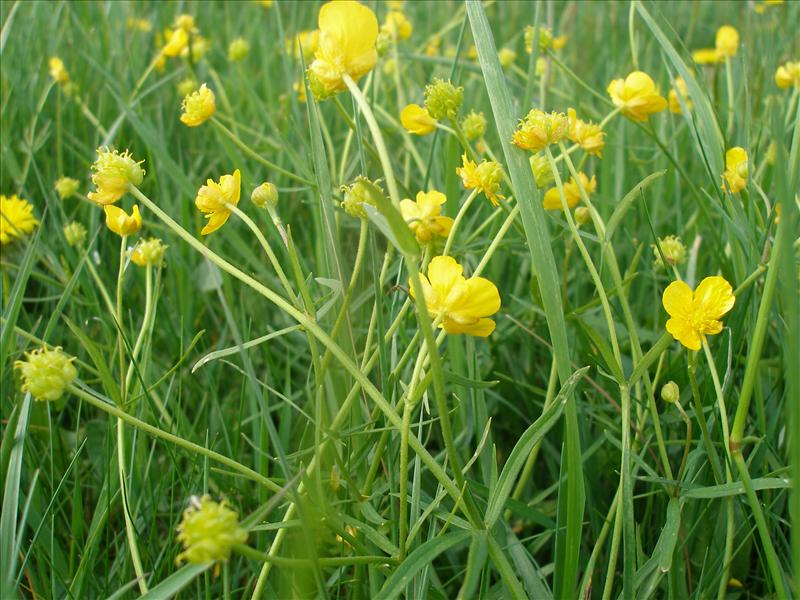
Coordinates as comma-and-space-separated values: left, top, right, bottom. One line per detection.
383, 57, 397, 76
512, 109, 568, 153
87, 148, 145, 206
63, 221, 87, 247
424, 78, 463, 120
341, 177, 382, 219
104, 204, 142, 237
14, 347, 78, 402
174, 14, 195, 33
131, 238, 168, 267
529, 154, 554, 188
49, 56, 69, 84
228, 38, 250, 62
180, 84, 216, 127
177, 77, 198, 98
498, 47, 517, 68
660, 381, 680, 404
162, 28, 189, 58
381, 11, 412, 41
652, 235, 687, 268
525, 26, 567, 53
54, 177, 80, 200
574, 206, 591, 226
535, 57, 547, 77
461, 111, 487, 141
715, 25, 739, 59
176, 496, 247, 565
251, 182, 279, 208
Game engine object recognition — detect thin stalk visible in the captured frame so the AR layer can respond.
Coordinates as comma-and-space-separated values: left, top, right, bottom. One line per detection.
116, 418, 147, 594
125, 265, 154, 393
472, 204, 520, 277
724, 57, 734, 136
687, 352, 723, 484
442, 189, 480, 256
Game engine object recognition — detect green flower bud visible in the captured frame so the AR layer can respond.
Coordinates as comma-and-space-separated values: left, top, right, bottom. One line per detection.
529, 153, 555, 188
424, 78, 463, 120
251, 182, 279, 209
652, 235, 687, 269
461, 110, 487, 141
14, 346, 78, 401
55, 177, 80, 200
176, 496, 247, 565
63, 221, 87, 247
660, 381, 680, 404
574, 206, 591, 226
340, 176, 382, 219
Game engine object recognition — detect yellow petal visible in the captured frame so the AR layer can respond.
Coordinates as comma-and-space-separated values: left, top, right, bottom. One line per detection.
442, 317, 496, 337
415, 190, 446, 215
427, 255, 463, 301
666, 316, 701, 350
662, 280, 693, 318
201, 210, 231, 235
693, 276, 735, 320
448, 276, 501, 319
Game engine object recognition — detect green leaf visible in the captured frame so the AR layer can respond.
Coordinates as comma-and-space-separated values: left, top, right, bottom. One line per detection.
457, 531, 488, 600
136, 563, 210, 600
604, 170, 666, 243
681, 477, 791, 499
484, 367, 588, 527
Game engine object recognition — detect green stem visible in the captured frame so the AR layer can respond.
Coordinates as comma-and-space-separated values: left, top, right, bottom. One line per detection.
117, 418, 148, 593
442, 189, 480, 256
116, 235, 128, 405
687, 352, 723, 484
125, 265, 154, 393
236, 543, 393, 567
472, 204, 520, 277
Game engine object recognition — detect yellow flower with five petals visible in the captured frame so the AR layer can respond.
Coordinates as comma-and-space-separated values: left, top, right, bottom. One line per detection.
662, 276, 735, 351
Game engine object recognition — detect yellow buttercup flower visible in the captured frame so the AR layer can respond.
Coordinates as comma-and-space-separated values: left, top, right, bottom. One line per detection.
399, 190, 454, 243
307, 1, 379, 95
498, 47, 517, 68
607, 71, 667, 121
176, 496, 247, 565
180, 84, 216, 127
542, 172, 596, 211
228, 38, 250, 62
692, 48, 722, 65
161, 27, 189, 58
662, 276, 735, 351
775, 61, 800, 89
49, 56, 69, 84
54, 176, 80, 200
456, 154, 505, 206
668, 77, 693, 114
567, 108, 605, 156
409, 256, 501, 337
14, 346, 78, 402
721, 147, 748, 194
511, 109, 568, 153
381, 11, 412, 41
174, 14, 196, 33
87, 148, 145, 205
400, 104, 437, 135
1, 194, 39, 245
63, 221, 87, 247
131, 238, 168, 267
195, 169, 241, 235
104, 204, 142, 237
715, 25, 739, 59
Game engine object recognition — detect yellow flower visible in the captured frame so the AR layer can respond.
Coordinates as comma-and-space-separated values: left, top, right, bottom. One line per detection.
566, 108, 605, 156
424, 78, 463, 120
456, 154, 505, 206
692, 48, 722, 65
399, 190, 454, 243
176, 496, 247, 565
400, 104, 437, 135
55, 176, 80, 200
340, 176, 380, 219
180, 84, 216, 127
87, 148, 145, 206
174, 14, 196, 32
104, 204, 142, 237
293, 78, 308, 103
289, 30, 320, 60
195, 169, 241, 235
662, 276, 735, 351
498, 47, 517, 68
381, 11, 412, 41
126, 17, 153, 32
63, 221, 87, 247
652, 235, 687, 268
251, 182, 279, 208
524, 26, 567, 53
607, 71, 667, 121
228, 38, 250, 62
461, 111, 487, 141
1, 194, 38, 245
307, 1, 379, 95
162, 27, 189, 58
715, 25, 739, 59
775, 61, 800, 89
511, 109, 568, 153
409, 256, 501, 337
182, 35, 210, 62
14, 346, 78, 402
424, 36, 440, 57
49, 56, 69, 84
721, 147, 748, 194
668, 77, 693, 114
131, 238, 168, 267
542, 173, 596, 210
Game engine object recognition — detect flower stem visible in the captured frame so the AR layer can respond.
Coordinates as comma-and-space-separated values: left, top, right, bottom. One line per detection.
442, 189, 480, 256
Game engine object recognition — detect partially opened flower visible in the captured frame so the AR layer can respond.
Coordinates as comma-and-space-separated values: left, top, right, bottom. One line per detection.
668, 77, 693, 114
567, 108, 605, 156
87, 148, 145, 205
662, 276, 735, 350
721, 147, 748, 193
715, 25, 739, 59
400, 104, 437, 135
176, 496, 247, 565
180, 84, 216, 127
161, 27, 189, 58
456, 154, 504, 206
775, 61, 800, 89
381, 11, 412, 41
542, 173, 596, 210
104, 204, 142, 237
607, 71, 667, 121
131, 238, 168, 267
307, 1, 379, 96
340, 176, 380, 219
512, 109, 568, 153
1, 194, 39, 245
409, 256, 501, 337
49, 57, 69, 84
195, 170, 241, 235
399, 190, 453, 243
14, 346, 78, 401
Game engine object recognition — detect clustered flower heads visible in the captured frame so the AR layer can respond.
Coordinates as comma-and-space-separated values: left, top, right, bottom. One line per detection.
424, 78, 463, 120
410, 256, 501, 337
662, 276, 735, 351
180, 83, 216, 127
14, 346, 78, 402
87, 148, 145, 205
195, 170, 242, 235
512, 109, 569, 153
1, 194, 38, 245
456, 154, 505, 206
176, 496, 247, 565
399, 190, 453, 243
